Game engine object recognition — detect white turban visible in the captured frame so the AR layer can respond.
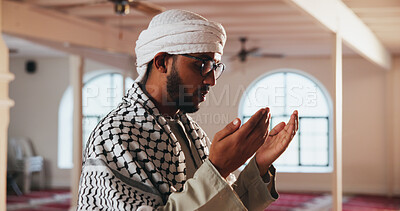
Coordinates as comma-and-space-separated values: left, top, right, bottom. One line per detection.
134, 9, 227, 82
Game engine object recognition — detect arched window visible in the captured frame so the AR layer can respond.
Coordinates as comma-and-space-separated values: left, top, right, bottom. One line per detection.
58, 72, 134, 169
239, 70, 332, 172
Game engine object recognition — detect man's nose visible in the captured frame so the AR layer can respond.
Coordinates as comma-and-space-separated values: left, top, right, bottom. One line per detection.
203, 71, 216, 86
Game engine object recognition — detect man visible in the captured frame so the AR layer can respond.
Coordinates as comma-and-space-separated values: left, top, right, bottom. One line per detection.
77, 9, 298, 210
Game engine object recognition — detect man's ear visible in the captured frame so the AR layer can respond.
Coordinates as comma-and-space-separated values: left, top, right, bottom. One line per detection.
153, 52, 169, 73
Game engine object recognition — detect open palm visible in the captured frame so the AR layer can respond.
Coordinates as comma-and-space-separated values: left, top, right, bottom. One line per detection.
255, 110, 299, 176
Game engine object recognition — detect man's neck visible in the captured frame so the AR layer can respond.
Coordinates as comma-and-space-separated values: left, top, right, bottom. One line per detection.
139, 82, 179, 118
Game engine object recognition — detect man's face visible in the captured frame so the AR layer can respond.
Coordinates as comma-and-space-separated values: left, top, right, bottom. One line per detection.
165, 52, 221, 113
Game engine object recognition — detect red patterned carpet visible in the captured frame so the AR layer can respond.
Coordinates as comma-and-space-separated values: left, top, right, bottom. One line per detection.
342, 195, 400, 211
7, 189, 70, 211
266, 192, 325, 210
7, 190, 400, 211
266, 192, 400, 211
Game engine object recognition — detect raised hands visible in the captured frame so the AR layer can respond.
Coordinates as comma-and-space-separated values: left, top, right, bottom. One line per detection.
208, 108, 299, 178
255, 110, 299, 176
209, 108, 271, 178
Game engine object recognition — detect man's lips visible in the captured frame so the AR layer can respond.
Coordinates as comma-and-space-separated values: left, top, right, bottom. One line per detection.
198, 90, 208, 102
193, 86, 210, 102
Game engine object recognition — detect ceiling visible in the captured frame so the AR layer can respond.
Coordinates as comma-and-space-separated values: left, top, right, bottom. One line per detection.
4, 0, 400, 59
343, 0, 400, 55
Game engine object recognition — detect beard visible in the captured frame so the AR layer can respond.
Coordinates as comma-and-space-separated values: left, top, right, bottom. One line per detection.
166, 61, 209, 114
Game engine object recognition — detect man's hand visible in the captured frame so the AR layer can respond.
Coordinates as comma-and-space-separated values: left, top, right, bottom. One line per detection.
255, 110, 299, 176
209, 108, 271, 178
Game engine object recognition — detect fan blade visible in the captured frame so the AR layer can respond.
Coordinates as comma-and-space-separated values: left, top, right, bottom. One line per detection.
246, 47, 259, 55
258, 53, 284, 58
129, 1, 165, 16
44, 0, 109, 9
45, 0, 164, 16
9, 49, 18, 54
229, 55, 239, 62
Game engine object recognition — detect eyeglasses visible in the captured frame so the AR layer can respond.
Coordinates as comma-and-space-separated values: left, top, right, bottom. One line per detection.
180, 54, 225, 80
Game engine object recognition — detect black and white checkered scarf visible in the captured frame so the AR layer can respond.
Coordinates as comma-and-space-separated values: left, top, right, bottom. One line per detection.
78, 82, 210, 210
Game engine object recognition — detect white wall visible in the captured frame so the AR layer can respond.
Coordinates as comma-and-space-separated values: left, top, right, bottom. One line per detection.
8, 57, 70, 187
194, 55, 400, 195
8, 56, 126, 188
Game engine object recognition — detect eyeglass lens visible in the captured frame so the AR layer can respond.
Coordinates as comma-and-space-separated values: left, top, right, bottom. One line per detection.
202, 62, 224, 79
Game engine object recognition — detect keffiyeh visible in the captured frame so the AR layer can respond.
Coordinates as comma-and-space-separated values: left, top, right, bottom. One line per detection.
135, 9, 227, 82
78, 82, 211, 210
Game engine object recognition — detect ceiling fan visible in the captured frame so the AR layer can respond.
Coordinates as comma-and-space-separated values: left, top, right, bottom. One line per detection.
47, 0, 165, 16
231, 37, 284, 62
45, 0, 165, 39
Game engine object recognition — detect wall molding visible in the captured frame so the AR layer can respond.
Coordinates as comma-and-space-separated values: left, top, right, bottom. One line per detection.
0, 98, 15, 107
279, 182, 388, 195
0, 72, 15, 82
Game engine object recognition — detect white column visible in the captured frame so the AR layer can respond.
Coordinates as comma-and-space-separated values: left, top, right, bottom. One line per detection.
386, 57, 400, 196
395, 58, 400, 196
385, 60, 394, 196
331, 30, 343, 210
394, 58, 400, 196
0, 0, 15, 209
70, 56, 84, 211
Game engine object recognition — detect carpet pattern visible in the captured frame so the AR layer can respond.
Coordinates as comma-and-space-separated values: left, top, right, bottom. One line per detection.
7, 190, 70, 211
342, 195, 400, 211
265, 192, 400, 211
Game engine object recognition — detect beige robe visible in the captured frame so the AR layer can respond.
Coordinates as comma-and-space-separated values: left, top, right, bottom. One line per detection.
160, 118, 279, 211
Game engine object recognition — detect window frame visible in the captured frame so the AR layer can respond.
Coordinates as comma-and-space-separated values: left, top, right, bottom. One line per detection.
58, 71, 133, 169
238, 69, 333, 173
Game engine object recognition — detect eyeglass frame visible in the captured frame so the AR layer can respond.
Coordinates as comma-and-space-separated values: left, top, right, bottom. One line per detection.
180, 54, 225, 80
